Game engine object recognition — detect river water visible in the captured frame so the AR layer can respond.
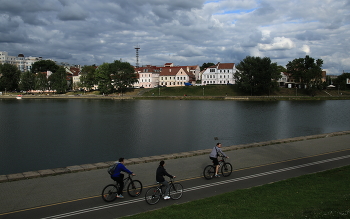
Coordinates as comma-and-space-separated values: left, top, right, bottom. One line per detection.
1, 99, 350, 175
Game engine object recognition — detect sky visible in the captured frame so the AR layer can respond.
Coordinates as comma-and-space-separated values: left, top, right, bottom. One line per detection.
1, 0, 350, 75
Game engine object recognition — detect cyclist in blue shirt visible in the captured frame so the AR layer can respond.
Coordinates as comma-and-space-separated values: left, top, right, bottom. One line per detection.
111, 157, 134, 198
209, 143, 229, 177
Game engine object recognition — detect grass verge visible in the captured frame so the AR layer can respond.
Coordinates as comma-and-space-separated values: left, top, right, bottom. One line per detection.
123, 165, 350, 219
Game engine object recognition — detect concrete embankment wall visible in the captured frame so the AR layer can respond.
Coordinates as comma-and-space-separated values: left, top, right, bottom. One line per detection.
1, 131, 349, 183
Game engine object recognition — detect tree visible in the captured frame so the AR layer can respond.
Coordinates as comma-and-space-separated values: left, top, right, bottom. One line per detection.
286, 55, 323, 94
334, 72, 350, 90
110, 60, 137, 93
200, 62, 215, 71
277, 65, 287, 73
95, 63, 114, 94
19, 70, 35, 92
0, 63, 21, 91
234, 56, 281, 95
80, 65, 96, 91
35, 72, 49, 93
31, 60, 59, 74
48, 67, 67, 93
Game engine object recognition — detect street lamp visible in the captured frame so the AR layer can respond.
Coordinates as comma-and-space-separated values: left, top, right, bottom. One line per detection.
203, 87, 204, 96
159, 87, 160, 96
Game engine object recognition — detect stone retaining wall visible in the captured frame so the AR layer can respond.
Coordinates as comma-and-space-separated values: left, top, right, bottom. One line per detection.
1, 131, 349, 183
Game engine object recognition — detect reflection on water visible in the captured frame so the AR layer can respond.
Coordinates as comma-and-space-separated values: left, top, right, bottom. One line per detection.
0, 99, 349, 175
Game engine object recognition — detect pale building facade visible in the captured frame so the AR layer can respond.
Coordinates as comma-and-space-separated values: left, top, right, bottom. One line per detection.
159, 67, 193, 87
201, 62, 236, 85
0, 51, 42, 72
134, 65, 162, 88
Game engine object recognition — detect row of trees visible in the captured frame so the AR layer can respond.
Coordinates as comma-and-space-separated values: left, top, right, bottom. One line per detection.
0, 60, 68, 93
78, 60, 138, 94
0, 59, 137, 94
233, 55, 329, 95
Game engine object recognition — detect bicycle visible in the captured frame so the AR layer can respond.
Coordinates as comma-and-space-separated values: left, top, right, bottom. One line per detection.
203, 156, 232, 179
144, 177, 183, 205
102, 174, 143, 202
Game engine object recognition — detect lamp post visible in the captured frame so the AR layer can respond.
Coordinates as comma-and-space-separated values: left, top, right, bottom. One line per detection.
159, 87, 160, 96
295, 86, 297, 96
203, 87, 204, 96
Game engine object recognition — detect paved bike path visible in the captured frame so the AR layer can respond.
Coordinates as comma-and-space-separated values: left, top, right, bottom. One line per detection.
0, 131, 349, 215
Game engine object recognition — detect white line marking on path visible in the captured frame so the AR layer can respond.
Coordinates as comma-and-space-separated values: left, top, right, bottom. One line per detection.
42, 155, 350, 219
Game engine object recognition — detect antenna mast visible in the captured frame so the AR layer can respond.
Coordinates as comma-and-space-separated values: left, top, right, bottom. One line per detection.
135, 45, 140, 68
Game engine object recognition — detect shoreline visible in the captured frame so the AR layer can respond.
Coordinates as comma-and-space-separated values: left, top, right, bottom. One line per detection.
1, 130, 349, 183
1, 94, 350, 101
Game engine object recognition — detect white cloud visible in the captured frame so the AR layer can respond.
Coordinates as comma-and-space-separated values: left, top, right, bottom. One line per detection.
300, 45, 310, 54
258, 37, 295, 51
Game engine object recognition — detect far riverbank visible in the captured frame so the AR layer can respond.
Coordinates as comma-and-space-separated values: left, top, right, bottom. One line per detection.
1, 94, 350, 101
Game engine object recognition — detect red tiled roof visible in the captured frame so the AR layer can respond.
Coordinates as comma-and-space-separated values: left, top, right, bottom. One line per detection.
160, 67, 183, 76
70, 67, 80, 76
217, 63, 235, 69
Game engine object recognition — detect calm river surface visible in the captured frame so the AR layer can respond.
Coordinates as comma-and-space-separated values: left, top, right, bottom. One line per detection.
1, 99, 350, 175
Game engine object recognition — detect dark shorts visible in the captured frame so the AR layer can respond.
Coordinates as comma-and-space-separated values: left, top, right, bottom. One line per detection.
210, 157, 219, 165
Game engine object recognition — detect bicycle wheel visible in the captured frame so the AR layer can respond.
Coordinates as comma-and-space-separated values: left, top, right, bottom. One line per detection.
102, 184, 118, 202
169, 183, 183, 200
127, 180, 143, 197
145, 187, 161, 205
203, 165, 215, 179
221, 162, 232, 177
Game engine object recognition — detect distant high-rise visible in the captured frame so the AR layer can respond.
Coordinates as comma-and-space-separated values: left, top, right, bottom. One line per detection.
135, 45, 140, 68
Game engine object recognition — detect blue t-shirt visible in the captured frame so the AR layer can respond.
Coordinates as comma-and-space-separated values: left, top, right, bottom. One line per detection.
111, 162, 133, 178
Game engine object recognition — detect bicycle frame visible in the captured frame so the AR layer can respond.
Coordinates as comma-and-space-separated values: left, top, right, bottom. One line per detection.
145, 177, 183, 205
156, 177, 174, 195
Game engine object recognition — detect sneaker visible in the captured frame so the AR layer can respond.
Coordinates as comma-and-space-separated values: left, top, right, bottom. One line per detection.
215, 174, 220, 178
117, 194, 124, 198
164, 196, 170, 200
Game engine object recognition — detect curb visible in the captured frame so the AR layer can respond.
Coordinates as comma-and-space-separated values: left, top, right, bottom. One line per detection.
1, 130, 349, 183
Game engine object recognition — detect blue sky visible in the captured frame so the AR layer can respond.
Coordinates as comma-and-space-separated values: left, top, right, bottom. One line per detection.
0, 0, 349, 75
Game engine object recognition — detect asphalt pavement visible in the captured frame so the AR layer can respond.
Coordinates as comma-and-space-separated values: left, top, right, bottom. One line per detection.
0, 131, 349, 217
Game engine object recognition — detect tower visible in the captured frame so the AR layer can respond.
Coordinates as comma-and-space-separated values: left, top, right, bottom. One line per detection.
135, 45, 140, 68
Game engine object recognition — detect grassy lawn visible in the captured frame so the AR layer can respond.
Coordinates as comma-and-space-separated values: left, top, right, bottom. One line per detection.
123, 165, 350, 219
141, 85, 350, 97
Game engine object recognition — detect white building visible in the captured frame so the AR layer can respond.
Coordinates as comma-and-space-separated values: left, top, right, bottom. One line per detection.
201, 62, 236, 85
0, 51, 42, 71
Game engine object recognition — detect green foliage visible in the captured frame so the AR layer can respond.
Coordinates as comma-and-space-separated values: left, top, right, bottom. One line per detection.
334, 73, 350, 90
95, 63, 114, 94
110, 60, 137, 92
277, 65, 286, 73
0, 63, 21, 91
94, 60, 137, 94
235, 56, 281, 95
31, 60, 59, 74
48, 67, 68, 93
286, 55, 323, 95
80, 65, 97, 91
35, 72, 49, 92
19, 70, 35, 91
200, 62, 215, 71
